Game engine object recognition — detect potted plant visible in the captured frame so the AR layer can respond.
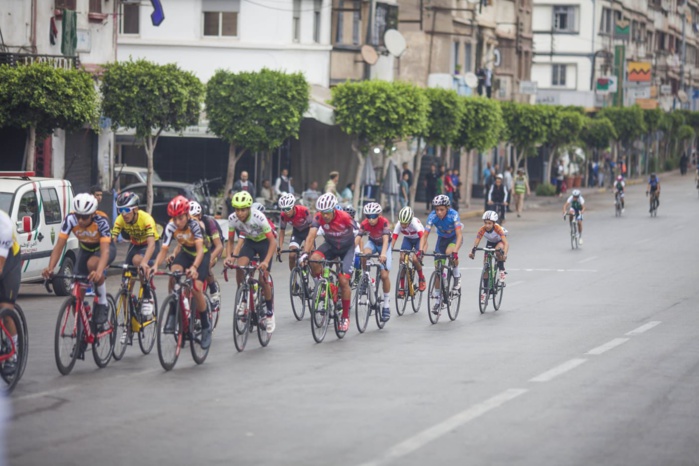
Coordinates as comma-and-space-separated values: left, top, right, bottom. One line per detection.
454, 64, 462, 75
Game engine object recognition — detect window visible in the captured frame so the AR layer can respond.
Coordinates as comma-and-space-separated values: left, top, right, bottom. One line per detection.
203, 0, 240, 37
334, 0, 361, 46
89, 0, 101, 13
657, 31, 666, 50
372, 2, 398, 47
293, 0, 301, 42
313, 0, 322, 43
40, 188, 62, 225
453, 42, 461, 73
552, 64, 566, 86
120, 4, 140, 34
465, 43, 473, 73
600, 8, 612, 33
553, 6, 576, 32
55, 0, 77, 10
18, 191, 39, 231
646, 31, 653, 48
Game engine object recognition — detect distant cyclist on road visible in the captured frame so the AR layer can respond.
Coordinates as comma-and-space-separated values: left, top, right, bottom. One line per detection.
614, 175, 625, 212
468, 211, 509, 305
646, 173, 661, 211
562, 189, 585, 245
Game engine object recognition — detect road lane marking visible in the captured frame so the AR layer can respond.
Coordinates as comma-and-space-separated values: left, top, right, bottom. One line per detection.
14, 385, 78, 402
529, 359, 587, 382
625, 321, 661, 335
585, 338, 629, 355
634, 238, 652, 245
578, 256, 597, 264
358, 388, 528, 466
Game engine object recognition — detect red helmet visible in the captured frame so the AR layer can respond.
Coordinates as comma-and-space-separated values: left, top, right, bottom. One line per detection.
167, 195, 190, 217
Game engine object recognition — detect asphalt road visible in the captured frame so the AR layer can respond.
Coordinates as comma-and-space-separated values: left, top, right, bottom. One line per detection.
7, 172, 699, 466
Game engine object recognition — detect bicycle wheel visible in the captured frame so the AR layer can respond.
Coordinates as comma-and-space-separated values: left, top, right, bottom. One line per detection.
138, 291, 158, 355
190, 303, 210, 365
410, 268, 424, 313
310, 280, 330, 343
233, 286, 250, 352
256, 285, 272, 347
210, 280, 221, 330
92, 294, 116, 368
13, 304, 29, 379
395, 264, 408, 316
112, 291, 130, 361
54, 297, 80, 375
479, 266, 490, 314
289, 267, 306, 321
157, 294, 181, 371
492, 273, 504, 311
427, 272, 441, 324
0, 307, 26, 393
354, 275, 371, 333
446, 269, 460, 321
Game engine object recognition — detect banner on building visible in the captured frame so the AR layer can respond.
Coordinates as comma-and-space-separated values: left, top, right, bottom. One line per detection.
615, 18, 630, 39
596, 76, 618, 94
628, 62, 651, 82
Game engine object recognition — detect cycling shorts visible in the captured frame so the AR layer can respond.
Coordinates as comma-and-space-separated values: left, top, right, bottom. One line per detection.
289, 228, 310, 249
238, 238, 272, 272
316, 242, 355, 276
0, 250, 21, 304
76, 242, 117, 276
125, 240, 161, 266
364, 240, 391, 272
173, 250, 211, 282
435, 235, 456, 255
400, 237, 420, 252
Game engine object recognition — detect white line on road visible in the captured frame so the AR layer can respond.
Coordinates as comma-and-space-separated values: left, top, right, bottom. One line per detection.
634, 238, 652, 245
14, 385, 78, 402
585, 338, 629, 355
506, 281, 525, 287
625, 321, 661, 336
358, 388, 528, 466
578, 256, 598, 264
529, 359, 587, 382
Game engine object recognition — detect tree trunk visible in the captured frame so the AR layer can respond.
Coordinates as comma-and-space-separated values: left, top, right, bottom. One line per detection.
24, 126, 37, 172
545, 145, 558, 185
409, 139, 424, 209
144, 133, 160, 215
223, 143, 246, 217
352, 147, 365, 211
514, 146, 526, 174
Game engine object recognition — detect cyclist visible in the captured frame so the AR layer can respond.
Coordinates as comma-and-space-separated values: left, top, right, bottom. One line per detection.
562, 189, 585, 245
151, 196, 212, 349
300, 193, 358, 332
0, 209, 21, 376
614, 175, 625, 212
42, 194, 115, 331
224, 192, 277, 333
276, 193, 313, 272
420, 194, 463, 314
188, 201, 223, 308
355, 202, 392, 322
468, 211, 509, 305
646, 173, 661, 211
111, 191, 160, 317
487, 174, 509, 223
391, 206, 427, 296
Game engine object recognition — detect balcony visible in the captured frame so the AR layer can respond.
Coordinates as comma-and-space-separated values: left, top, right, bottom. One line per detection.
0, 52, 80, 69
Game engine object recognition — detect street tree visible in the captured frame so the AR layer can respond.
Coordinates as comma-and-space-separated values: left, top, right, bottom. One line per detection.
643, 108, 663, 173
543, 109, 585, 185
501, 102, 553, 170
580, 117, 617, 158
101, 59, 203, 212
598, 106, 646, 174
0, 63, 99, 172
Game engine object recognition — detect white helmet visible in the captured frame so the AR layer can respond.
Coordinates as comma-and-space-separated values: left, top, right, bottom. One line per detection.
482, 210, 499, 222
278, 193, 296, 209
432, 194, 450, 207
189, 200, 202, 217
316, 193, 337, 212
572, 189, 581, 197
363, 202, 382, 215
73, 193, 98, 216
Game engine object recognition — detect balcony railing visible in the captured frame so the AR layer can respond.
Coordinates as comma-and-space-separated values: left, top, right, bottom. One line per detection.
0, 52, 80, 69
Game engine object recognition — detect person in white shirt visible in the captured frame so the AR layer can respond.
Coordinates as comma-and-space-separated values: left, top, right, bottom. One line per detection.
274, 169, 292, 197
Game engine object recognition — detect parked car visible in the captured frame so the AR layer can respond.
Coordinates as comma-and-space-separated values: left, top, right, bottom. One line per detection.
122, 181, 212, 234
114, 164, 162, 191
0, 171, 79, 296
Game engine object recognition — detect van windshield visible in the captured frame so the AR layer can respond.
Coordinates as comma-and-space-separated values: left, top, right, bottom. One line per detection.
0, 193, 12, 215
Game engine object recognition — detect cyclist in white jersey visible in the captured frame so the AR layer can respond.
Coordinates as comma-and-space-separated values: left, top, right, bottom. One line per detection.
390, 207, 427, 294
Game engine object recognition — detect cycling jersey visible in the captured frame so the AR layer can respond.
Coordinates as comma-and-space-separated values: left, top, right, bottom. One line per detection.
312, 209, 358, 251
112, 210, 160, 245
280, 205, 313, 231
162, 219, 207, 254
426, 209, 463, 238
615, 181, 625, 191
59, 212, 111, 250
358, 216, 391, 247
649, 177, 660, 189
476, 223, 508, 244
391, 217, 425, 242
0, 210, 20, 259
236, 220, 277, 240
566, 195, 585, 211
0, 210, 21, 304
228, 209, 273, 243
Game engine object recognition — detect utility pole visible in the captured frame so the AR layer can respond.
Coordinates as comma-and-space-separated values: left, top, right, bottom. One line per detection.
677, 8, 687, 109
608, 4, 616, 107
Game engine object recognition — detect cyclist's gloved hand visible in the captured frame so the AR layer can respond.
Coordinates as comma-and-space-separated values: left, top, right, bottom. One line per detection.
299, 253, 308, 265
451, 252, 458, 261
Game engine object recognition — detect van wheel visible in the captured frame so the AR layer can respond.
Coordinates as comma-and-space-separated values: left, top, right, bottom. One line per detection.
53, 255, 75, 296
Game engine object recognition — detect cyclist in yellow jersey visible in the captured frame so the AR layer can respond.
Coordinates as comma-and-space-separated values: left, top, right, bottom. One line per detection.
0, 209, 21, 377
112, 191, 160, 317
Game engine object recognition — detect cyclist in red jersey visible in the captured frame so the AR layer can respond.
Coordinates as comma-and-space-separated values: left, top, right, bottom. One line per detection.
355, 202, 392, 322
276, 193, 313, 271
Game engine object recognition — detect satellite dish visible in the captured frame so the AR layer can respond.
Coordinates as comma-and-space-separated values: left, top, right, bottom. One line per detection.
384, 29, 407, 57
360, 45, 379, 65
464, 72, 478, 88
493, 49, 501, 67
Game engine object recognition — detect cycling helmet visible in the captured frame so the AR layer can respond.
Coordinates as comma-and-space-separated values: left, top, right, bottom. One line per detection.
572, 189, 581, 197
116, 191, 139, 209
343, 204, 356, 218
650, 172, 657, 178
496, 174, 504, 180
252, 202, 265, 213
398, 206, 414, 224
617, 175, 623, 181
73, 193, 98, 215
278, 193, 296, 209
189, 200, 202, 217
482, 210, 499, 222
363, 202, 382, 215
316, 192, 337, 212
231, 191, 253, 209
167, 195, 190, 217
432, 194, 451, 207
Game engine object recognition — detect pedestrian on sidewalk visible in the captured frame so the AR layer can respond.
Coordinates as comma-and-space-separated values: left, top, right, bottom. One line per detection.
424, 164, 439, 214
483, 162, 493, 210
513, 168, 530, 217
555, 160, 564, 197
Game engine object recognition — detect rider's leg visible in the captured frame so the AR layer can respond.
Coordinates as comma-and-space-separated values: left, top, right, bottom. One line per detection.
339, 247, 355, 321
399, 252, 407, 288
445, 242, 460, 288
289, 245, 298, 271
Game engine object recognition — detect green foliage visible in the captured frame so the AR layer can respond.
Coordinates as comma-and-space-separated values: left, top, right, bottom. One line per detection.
500, 102, 550, 153
101, 59, 204, 139
580, 117, 617, 150
561, 105, 585, 115
643, 108, 663, 133
682, 111, 699, 132
206, 68, 309, 151
535, 183, 557, 196
455, 97, 504, 152
598, 105, 645, 143
330, 80, 429, 149
421, 87, 462, 146
658, 111, 683, 134
663, 156, 678, 171
677, 124, 695, 141
546, 109, 583, 148
648, 156, 659, 173
0, 63, 98, 140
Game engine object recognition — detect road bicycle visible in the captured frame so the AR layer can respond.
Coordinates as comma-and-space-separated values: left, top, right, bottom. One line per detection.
223, 258, 274, 352
565, 211, 580, 249
424, 253, 461, 324
475, 247, 504, 313
647, 191, 659, 217
392, 248, 423, 316
111, 264, 158, 360
307, 258, 345, 343
279, 249, 312, 321
0, 304, 28, 393
208, 278, 222, 331
155, 271, 211, 370
614, 192, 623, 217
354, 253, 388, 333
48, 275, 116, 375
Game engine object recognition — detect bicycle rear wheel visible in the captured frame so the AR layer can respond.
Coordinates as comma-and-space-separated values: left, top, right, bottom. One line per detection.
395, 265, 408, 316
479, 267, 490, 314
112, 291, 130, 361
138, 291, 158, 355
354, 275, 371, 333
410, 268, 423, 313
289, 267, 306, 321
157, 295, 181, 371
310, 280, 330, 343
92, 294, 116, 368
446, 269, 460, 321
210, 280, 221, 330
256, 285, 272, 347
54, 297, 80, 375
0, 307, 26, 393
427, 272, 441, 324
233, 286, 250, 352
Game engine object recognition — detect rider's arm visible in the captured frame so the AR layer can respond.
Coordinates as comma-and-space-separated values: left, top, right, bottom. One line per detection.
501, 236, 509, 256
45, 235, 68, 274
278, 227, 285, 251
263, 232, 276, 267
419, 228, 430, 252
562, 201, 570, 214
454, 226, 463, 250
152, 244, 168, 271
210, 236, 223, 264
94, 239, 110, 278
380, 233, 389, 258
191, 239, 204, 270
303, 227, 317, 255
142, 235, 156, 266
111, 215, 123, 244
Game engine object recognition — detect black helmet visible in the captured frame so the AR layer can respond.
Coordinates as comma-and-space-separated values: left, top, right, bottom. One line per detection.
116, 191, 139, 208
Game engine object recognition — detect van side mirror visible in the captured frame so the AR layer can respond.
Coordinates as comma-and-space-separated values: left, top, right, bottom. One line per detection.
22, 216, 33, 233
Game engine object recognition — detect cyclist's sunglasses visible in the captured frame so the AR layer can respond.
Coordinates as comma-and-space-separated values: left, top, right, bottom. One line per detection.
76, 214, 91, 221
365, 214, 379, 220
281, 206, 294, 213
117, 206, 134, 215
320, 208, 335, 214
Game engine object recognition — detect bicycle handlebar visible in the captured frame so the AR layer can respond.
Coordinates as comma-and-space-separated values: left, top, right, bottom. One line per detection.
154, 271, 200, 292
44, 274, 90, 294
474, 247, 497, 252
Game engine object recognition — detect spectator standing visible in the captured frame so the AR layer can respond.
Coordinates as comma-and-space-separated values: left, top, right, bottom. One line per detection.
436, 166, 445, 196
302, 181, 321, 207
259, 180, 275, 206
274, 168, 292, 197
399, 172, 410, 208
444, 169, 455, 205
451, 169, 461, 211
402, 162, 414, 188
424, 164, 439, 214
680, 152, 689, 175
340, 183, 355, 205
555, 160, 564, 197
325, 171, 339, 197
232, 171, 255, 197
512, 168, 531, 218
483, 162, 493, 210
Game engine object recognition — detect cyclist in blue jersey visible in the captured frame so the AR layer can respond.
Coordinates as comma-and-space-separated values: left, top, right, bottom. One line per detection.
420, 195, 463, 306
646, 173, 661, 211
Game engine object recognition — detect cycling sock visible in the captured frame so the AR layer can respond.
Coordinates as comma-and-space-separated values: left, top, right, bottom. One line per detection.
452, 268, 461, 278
265, 300, 273, 312
208, 281, 219, 294
96, 282, 107, 305
383, 293, 390, 308
200, 311, 210, 329
342, 299, 350, 319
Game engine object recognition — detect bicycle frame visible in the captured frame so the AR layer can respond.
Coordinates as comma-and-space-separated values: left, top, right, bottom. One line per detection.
224, 262, 271, 328
394, 249, 419, 298
0, 319, 17, 364
357, 254, 382, 307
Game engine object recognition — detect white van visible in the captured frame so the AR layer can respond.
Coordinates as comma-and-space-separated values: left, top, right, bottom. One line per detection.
0, 172, 79, 296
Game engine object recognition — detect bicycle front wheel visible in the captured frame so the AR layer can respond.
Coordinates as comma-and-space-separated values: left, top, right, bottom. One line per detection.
233, 286, 250, 352
54, 297, 80, 375
479, 267, 490, 314
427, 272, 441, 324
289, 267, 306, 321
354, 275, 371, 333
492, 274, 504, 311
395, 265, 408, 316
0, 307, 26, 393
446, 270, 460, 321
410, 268, 423, 313
112, 291, 130, 361
92, 294, 116, 369
157, 295, 181, 371
256, 285, 272, 347
310, 280, 330, 343
138, 291, 158, 355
